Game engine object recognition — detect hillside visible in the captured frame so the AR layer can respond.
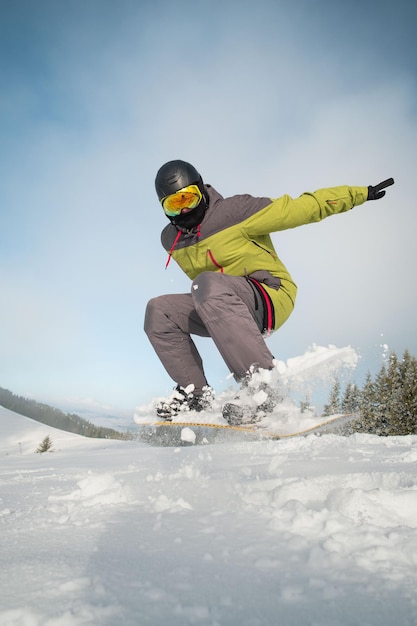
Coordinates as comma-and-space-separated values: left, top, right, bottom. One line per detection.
0, 386, 131, 441
0, 405, 123, 456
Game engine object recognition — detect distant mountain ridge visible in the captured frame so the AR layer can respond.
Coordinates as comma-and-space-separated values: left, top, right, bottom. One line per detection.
0, 386, 132, 440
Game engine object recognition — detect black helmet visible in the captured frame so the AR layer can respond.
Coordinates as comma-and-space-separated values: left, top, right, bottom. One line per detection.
155, 160, 204, 201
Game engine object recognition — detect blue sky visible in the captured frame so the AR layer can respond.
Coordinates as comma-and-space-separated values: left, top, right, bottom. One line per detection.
1, 0, 416, 417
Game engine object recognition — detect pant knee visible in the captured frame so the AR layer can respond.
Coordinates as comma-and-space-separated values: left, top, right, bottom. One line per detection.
144, 296, 166, 334
191, 272, 224, 307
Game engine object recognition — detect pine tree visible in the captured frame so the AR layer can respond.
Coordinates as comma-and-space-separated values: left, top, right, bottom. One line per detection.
300, 393, 313, 414
36, 435, 53, 453
341, 383, 361, 414
358, 351, 417, 435
358, 371, 379, 432
323, 378, 341, 416
371, 362, 393, 435
323, 349, 417, 436
396, 350, 417, 434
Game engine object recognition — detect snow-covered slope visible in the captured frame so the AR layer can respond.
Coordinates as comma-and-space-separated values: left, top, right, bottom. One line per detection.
0, 406, 99, 455
1, 400, 417, 626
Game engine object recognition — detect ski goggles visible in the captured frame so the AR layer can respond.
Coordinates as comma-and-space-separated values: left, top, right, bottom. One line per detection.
161, 184, 203, 216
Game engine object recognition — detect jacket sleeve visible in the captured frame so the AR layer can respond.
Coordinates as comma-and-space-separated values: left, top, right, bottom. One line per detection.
245, 186, 369, 235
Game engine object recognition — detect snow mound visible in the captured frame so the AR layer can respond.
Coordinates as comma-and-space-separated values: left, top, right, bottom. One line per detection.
1, 396, 417, 624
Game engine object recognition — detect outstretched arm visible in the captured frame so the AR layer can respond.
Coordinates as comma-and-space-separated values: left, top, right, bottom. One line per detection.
247, 179, 395, 235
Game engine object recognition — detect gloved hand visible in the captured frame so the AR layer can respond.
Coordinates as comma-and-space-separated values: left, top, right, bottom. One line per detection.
367, 178, 394, 200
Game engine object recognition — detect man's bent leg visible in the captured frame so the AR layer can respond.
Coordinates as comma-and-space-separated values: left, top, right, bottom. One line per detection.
191, 272, 275, 380
144, 294, 210, 391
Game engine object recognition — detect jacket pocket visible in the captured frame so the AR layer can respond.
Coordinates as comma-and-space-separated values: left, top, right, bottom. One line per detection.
248, 270, 281, 291
207, 249, 224, 273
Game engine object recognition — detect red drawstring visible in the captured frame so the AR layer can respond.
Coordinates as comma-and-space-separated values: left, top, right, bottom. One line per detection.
165, 225, 202, 269
248, 278, 275, 334
165, 230, 182, 269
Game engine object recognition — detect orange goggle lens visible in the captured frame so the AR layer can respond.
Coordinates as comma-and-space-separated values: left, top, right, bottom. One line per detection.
161, 184, 202, 216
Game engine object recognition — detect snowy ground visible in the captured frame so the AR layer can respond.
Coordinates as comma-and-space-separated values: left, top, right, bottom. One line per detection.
1, 346, 417, 626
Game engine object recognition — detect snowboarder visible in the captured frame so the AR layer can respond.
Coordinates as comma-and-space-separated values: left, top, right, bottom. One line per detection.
144, 160, 394, 422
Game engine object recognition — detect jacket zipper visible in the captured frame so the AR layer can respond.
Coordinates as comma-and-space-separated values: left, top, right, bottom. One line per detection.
251, 240, 278, 260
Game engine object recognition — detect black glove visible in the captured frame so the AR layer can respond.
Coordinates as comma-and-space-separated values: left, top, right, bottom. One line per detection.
367, 178, 394, 201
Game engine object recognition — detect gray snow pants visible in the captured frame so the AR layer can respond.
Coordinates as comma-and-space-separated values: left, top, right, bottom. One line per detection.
144, 272, 275, 392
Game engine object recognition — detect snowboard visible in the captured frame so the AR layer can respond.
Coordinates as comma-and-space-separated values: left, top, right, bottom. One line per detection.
136, 413, 357, 447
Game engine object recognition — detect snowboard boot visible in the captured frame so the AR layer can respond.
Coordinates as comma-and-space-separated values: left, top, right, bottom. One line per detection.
222, 374, 282, 426
156, 384, 214, 420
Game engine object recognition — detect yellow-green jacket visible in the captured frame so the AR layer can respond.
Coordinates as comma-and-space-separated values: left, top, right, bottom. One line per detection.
161, 184, 369, 331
